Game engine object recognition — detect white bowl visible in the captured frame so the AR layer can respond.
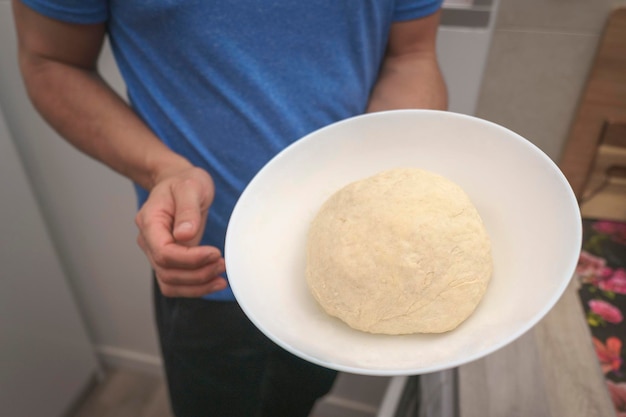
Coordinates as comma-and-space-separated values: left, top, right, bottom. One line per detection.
225, 110, 581, 376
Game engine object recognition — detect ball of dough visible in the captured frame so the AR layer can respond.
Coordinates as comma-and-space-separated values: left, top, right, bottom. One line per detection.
306, 168, 492, 334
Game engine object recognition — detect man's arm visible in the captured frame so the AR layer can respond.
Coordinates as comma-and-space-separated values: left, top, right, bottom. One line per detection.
367, 10, 448, 112
12, 1, 226, 297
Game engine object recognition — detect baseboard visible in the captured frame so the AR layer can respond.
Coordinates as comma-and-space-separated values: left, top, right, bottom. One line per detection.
95, 345, 165, 376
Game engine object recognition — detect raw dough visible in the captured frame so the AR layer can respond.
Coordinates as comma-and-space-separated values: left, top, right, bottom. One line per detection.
306, 168, 492, 334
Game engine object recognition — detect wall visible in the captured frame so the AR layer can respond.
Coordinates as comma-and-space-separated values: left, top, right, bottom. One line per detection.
0, 103, 99, 417
0, 5, 160, 373
475, 0, 617, 161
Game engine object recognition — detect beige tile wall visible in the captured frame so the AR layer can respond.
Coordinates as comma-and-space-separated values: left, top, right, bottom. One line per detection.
475, 0, 615, 160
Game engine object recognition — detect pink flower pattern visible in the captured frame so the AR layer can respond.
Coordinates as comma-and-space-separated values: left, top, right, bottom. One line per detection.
593, 220, 626, 244
600, 269, 626, 295
607, 380, 626, 417
594, 336, 623, 374
578, 219, 626, 415
577, 250, 613, 285
589, 299, 624, 324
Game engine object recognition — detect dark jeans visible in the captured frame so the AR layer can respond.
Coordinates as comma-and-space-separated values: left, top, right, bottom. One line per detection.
153, 280, 337, 417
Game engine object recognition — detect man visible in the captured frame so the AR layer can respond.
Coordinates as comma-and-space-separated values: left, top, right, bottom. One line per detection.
12, 1, 447, 416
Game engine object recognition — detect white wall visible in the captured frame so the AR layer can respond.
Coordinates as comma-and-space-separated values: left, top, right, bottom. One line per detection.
0, 3, 160, 372
0, 100, 99, 417
474, 0, 615, 161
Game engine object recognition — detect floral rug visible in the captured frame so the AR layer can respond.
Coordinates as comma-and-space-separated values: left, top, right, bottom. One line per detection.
577, 218, 626, 416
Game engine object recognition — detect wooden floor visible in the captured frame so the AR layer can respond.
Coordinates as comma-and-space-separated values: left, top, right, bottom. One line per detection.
69, 368, 382, 417
70, 368, 174, 417
69, 368, 338, 417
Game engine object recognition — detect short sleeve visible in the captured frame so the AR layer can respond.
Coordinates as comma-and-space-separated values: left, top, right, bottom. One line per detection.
19, 0, 108, 24
393, 0, 444, 21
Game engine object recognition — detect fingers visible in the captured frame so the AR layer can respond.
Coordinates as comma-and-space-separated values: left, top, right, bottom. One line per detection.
156, 258, 226, 287
159, 276, 228, 298
137, 233, 222, 270
155, 258, 227, 297
137, 230, 227, 298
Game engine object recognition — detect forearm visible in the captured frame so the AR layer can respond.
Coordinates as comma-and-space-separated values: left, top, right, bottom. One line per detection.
367, 51, 448, 113
19, 54, 190, 190
13, 1, 225, 297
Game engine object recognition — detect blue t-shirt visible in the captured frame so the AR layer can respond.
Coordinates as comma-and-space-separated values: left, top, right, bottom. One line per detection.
21, 0, 443, 300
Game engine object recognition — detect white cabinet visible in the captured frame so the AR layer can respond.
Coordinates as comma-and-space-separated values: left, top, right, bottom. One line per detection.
438, 0, 498, 116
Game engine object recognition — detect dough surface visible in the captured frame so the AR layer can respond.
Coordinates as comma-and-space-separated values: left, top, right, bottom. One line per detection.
305, 168, 492, 334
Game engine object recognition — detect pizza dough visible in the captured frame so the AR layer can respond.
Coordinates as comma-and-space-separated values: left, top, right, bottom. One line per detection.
305, 168, 492, 334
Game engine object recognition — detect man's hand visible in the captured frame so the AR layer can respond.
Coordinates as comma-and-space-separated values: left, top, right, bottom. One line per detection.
135, 167, 227, 297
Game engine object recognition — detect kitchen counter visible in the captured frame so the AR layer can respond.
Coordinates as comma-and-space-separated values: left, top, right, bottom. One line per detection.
457, 279, 615, 417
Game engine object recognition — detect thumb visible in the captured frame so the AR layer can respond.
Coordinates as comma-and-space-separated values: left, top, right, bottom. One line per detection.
173, 219, 197, 243
172, 185, 207, 245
